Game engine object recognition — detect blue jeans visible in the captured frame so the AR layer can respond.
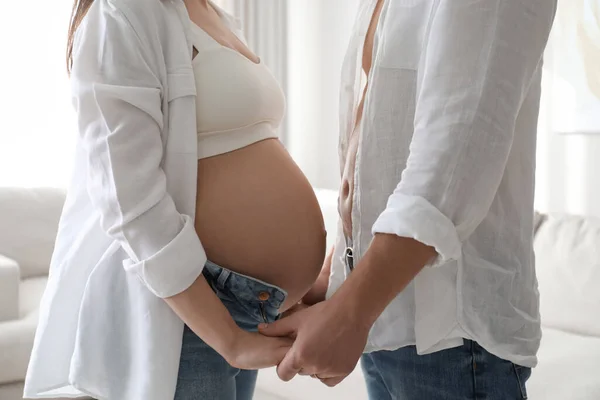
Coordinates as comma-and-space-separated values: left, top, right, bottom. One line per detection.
361, 340, 531, 400
174, 261, 287, 400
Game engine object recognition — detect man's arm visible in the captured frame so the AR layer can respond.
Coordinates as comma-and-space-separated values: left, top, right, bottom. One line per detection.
330, 235, 435, 330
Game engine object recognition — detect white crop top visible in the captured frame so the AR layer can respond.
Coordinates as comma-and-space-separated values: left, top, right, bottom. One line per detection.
191, 16, 286, 159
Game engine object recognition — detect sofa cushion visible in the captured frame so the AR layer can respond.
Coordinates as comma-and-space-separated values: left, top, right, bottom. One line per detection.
534, 213, 600, 336
0, 276, 47, 385
0, 188, 65, 279
0, 254, 20, 322
528, 327, 600, 400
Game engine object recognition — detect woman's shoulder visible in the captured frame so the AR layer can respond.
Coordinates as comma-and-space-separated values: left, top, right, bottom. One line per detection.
89, 0, 179, 34
80, 0, 185, 55
74, 0, 188, 80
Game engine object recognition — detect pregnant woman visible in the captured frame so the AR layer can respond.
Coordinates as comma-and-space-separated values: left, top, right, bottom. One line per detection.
24, 0, 326, 399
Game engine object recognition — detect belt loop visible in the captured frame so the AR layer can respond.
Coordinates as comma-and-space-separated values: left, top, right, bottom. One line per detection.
344, 236, 354, 272
216, 268, 231, 288
345, 247, 354, 271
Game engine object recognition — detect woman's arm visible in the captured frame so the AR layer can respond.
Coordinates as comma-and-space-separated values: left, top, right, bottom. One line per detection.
166, 277, 291, 369
73, 2, 289, 368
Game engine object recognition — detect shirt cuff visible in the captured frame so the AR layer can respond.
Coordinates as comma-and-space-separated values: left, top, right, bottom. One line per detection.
123, 214, 207, 298
372, 193, 462, 267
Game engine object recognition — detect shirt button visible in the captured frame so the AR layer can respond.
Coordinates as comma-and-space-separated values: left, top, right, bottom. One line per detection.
258, 292, 270, 301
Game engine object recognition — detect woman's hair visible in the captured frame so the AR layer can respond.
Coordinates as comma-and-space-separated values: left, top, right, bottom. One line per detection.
67, 0, 94, 74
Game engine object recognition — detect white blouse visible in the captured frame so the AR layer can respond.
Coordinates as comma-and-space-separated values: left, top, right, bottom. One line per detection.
328, 0, 558, 368
24, 0, 226, 399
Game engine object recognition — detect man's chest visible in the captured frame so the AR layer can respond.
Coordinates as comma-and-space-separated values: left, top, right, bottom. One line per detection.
362, 0, 385, 76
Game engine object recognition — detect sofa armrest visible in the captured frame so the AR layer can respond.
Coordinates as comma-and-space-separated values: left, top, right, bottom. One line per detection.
0, 254, 20, 322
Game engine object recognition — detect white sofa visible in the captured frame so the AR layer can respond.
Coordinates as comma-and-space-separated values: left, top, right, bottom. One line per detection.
1, 187, 599, 400
0, 188, 65, 400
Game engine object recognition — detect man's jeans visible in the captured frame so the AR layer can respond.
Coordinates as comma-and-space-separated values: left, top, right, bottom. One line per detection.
361, 339, 531, 399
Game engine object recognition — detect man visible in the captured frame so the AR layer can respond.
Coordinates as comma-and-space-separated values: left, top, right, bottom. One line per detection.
260, 0, 557, 398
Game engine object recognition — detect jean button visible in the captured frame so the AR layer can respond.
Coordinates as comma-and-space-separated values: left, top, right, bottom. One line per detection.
258, 291, 270, 301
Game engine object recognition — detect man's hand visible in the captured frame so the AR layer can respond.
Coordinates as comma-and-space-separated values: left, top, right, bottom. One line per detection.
280, 302, 309, 319
259, 296, 369, 387
260, 234, 436, 387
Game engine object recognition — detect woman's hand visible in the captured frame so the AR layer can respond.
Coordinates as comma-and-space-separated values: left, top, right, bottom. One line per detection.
225, 330, 293, 370
281, 302, 310, 319
302, 246, 334, 306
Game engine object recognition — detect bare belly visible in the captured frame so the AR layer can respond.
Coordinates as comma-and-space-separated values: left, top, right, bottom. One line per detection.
340, 0, 384, 239
195, 139, 326, 311
340, 124, 360, 239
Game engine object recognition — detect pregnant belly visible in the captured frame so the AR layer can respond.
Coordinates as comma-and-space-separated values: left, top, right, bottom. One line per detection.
195, 139, 326, 311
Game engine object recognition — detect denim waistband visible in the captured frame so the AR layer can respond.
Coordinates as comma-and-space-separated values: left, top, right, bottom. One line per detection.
203, 260, 288, 311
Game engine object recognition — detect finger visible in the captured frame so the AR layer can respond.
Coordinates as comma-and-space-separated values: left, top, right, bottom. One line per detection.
281, 303, 308, 319
258, 316, 299, 338
276, 348, 302, 382
271, 343, 292, 366
320, 375, 346, 387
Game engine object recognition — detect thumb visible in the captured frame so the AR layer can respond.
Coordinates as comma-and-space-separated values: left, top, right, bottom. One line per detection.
259, 315, 299, 338
277, 345, 302, 382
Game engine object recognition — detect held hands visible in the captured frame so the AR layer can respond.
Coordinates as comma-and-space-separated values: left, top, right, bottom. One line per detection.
256, 245, 370, 387
258, 235, 434, 386
222, 247, 335, 372
225, 330, 293, 370
258, 297, 370, 387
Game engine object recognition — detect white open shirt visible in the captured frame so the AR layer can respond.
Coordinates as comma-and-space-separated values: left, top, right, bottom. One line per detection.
24, 0, 239, 399
328, 0, 558, 368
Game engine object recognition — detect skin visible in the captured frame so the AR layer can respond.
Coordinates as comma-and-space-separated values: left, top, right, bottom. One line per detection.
260, 234, 436, 386
339, 0, 385, 238
259, 0, 437, 386
165, 0, 326, 371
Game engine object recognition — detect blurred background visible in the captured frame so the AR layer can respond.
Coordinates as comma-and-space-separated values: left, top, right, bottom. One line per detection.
1, 0, 599, 217
0, 1, 599, 400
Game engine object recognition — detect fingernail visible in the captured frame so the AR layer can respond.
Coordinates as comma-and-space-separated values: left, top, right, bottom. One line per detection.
258, 323, 268, 329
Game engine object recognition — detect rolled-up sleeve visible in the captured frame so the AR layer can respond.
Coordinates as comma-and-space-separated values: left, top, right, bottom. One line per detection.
372, 0, 556, 266
71, 2, 206, 297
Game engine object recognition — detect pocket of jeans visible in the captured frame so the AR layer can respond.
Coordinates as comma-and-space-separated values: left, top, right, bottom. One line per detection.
512, 364, 531, 399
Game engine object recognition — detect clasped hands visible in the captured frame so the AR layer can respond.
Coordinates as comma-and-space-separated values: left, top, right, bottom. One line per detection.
256, 248, 370, 388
